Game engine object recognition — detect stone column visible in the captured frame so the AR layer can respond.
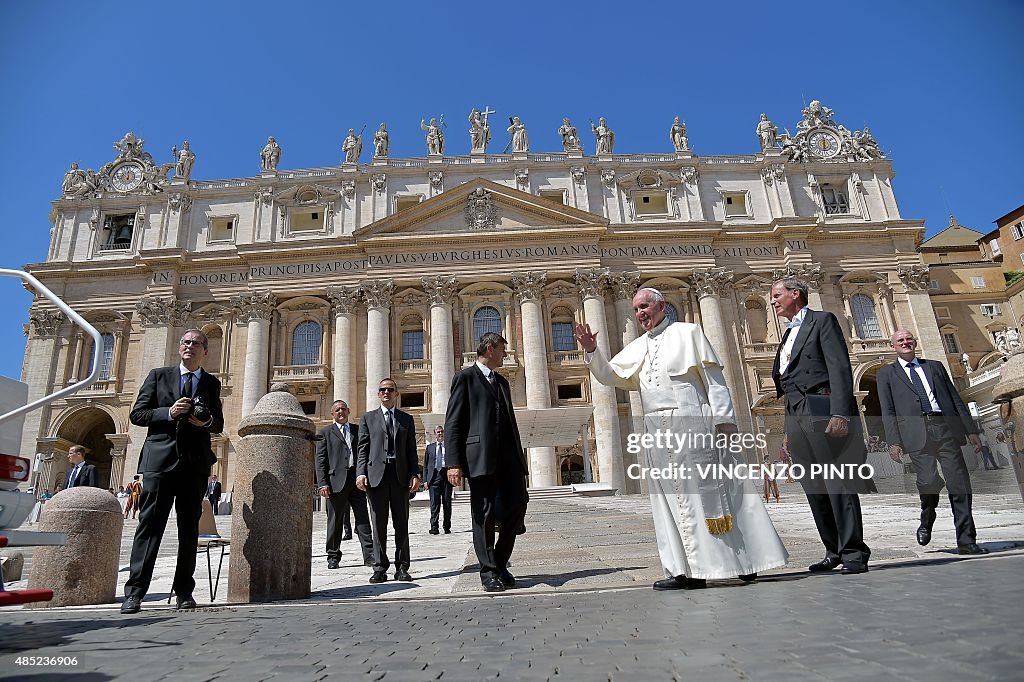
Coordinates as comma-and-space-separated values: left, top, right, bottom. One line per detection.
105, 433, 130, 489
326, 286, 361, 406
610, 271, 645, 494
18, 310, 65, 462
423, 275, 459, 413
230, 292, 276, 418
877, 283, 898, 337
511, 271, 557, 487
126, 295, 192, 474
899, 265, 951, 373
689, 269, 751, 431
577, 268, 625, 492
362, 279, 394, 410
68, 330, 84, 383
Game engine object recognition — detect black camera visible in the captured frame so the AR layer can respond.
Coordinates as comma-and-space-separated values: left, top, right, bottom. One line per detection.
180, 396, 211, 423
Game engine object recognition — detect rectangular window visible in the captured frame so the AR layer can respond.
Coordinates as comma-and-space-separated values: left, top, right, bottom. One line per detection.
980, 304, 1002, 316
210, 216, 234, 242
633, 191, 670, 217
935, 306, 950, 319
557, 384, 583, 400
943, 333, 960, 354
928, 279, 940, 290
394, 196, 421, 213
971, 276, 986, 289
291, 210, 321, 232
300, 400, 318, 416
402, 330, 424, 360
100, 214, 135, 251
400, 391, 425, 409
1012, 221, 1024, 240
551, 322, 575, 352
538, 189, 566, 205
821, 185, 849, 215
991, 239, 1001, 256
723, 193, 747, 217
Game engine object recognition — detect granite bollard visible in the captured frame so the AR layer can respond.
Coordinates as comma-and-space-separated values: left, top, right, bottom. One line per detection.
990, 353, 1024, 504
227, 383, 316, 602
26, 487, 123, 607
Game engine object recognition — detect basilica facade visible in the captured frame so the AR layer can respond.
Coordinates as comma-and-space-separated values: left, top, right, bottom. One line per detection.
21, 102, 947, 494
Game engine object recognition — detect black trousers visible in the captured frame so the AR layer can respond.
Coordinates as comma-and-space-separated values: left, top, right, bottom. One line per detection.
365, 462, 411, 571
325, 468, 373, 563
428, 469, 453, 531
125, 463, 208, 599
468, 452, 528, 581
910, 420, 976, 546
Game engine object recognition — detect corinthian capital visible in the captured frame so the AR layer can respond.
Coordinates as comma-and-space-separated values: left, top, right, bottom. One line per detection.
360, 279, 395, 309
230, 292, 278, 322
772, 263, 824, 292
421, 275, 459, 307
897, 264, 930, 291
28, 309, 65, 337
575, 267, 610, 300
326, 285, 362, 315
688, 268, 734, 299
511, 271, 547, 303
609, 271, 641, 301
136, 296, 191, 326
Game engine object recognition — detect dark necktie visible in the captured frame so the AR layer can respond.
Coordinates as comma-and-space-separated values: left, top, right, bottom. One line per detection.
384, 411, 395, 457
342, 425, 353, 467
907, 362, 933, 413
182, 372, 194, 398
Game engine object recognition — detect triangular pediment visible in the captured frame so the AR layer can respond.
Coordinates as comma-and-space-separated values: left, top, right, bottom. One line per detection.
354, 178, 607, 239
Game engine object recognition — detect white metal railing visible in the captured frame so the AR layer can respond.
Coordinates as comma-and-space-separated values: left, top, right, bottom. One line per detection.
271, 364, 329, 381
399, 360, 429, 372
853, 339, 890, 352
97, 242, 132, 252
968, 366, 1003, 387
462, 351, 518, 367
0, 269, 100, 425
550, 350, 583, 364
746, 343, 779, 356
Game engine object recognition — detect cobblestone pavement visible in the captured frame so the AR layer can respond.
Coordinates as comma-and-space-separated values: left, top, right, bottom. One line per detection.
2, 552, 1021, 681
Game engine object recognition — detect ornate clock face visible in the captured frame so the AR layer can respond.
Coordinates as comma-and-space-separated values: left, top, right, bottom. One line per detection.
807, 129, 841, 159
111, 162, 145, 192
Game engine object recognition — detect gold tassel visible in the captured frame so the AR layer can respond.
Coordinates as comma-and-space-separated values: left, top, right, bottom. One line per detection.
705, 514, 734, 536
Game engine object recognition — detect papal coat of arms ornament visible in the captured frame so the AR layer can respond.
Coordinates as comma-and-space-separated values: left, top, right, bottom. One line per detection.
464, 186, 498, 230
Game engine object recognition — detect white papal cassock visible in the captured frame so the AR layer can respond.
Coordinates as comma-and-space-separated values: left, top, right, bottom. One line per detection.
587, 318, 788, 580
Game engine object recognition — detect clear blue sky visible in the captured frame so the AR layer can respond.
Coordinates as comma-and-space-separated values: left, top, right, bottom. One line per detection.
1, 0, 1022, 382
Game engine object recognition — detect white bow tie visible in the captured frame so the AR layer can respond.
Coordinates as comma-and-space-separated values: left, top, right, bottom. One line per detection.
785, 318, 802, 329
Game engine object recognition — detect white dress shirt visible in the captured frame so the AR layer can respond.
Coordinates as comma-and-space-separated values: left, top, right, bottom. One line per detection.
902, 358, 941, 413
778, 306, 809, 375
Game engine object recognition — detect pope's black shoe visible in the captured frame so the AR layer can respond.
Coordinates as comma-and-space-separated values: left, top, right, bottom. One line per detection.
653, 576, 706, 590
738, 572, 757, 582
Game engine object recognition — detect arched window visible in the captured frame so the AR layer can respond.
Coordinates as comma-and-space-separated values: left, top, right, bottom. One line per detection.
851, 294, 882, 339
291, 321, 322, 365
664, 303, 679, 324
473, 306, 502, 344
87, 333, 115, 380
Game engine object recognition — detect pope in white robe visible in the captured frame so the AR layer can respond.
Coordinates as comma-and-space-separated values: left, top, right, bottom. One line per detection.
576, 287, 788, 588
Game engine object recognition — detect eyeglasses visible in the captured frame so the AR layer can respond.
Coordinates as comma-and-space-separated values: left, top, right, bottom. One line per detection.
378, 387, 397, 393
180, 339, 205, 347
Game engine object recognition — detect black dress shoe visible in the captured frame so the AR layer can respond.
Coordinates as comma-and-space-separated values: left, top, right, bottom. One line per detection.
497, 568, 516, 588
395, 568, 412, 581
341, 533, 353, 541
444, 528, 451, 534
327, 558, 340, 570
120, 596, 142, 614
369, 570, 388, 584
738, 573, 757, 582
481, 577, 505, 592
808, 556, 842, 572
840, 564, 868, 575
958, 543, 989, 555
653, 576, 707, 590
176, 595, 197, 610
429, 528, 440, 535
917, 508, 937, 546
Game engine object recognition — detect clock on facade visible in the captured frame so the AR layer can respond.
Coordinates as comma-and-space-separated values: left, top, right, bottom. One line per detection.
110, 161, 145, 192
807, 129, 841, 159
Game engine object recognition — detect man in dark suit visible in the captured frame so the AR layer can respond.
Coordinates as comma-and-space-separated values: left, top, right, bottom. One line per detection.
64, 445, 99, 488
876, 329, 987, 555
771, 278, 873, 574
316, 399, 374, 569
424, 425, 453, 535
444, 332, 529, 592
356, 378, 420, 583
121, 328, 224, 614
206, 474, 222, 514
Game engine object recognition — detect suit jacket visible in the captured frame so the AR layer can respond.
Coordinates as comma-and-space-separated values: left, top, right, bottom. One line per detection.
424, 442, 449, 484
66, 462, 98, 488
444, 365, 528, 479
877, 358, 977, 452
356, 408, 419, 488
207, 481, 222, 500
316, 422, 359, 492
773, 309, 857, 418
129, 366, 224, 474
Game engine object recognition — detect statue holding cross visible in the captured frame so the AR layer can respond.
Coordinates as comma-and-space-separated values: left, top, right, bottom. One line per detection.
468, 106, 494, 153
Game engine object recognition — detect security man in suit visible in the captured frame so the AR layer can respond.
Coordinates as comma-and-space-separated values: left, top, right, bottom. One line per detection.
121, 328, 224, 614
771, 278, 873, 575
316, 399, 374, 569
876, 329, 987, 554
65, 445, 99, 488
356, 378, 420, 584
444, 332, 529, 592
206, 474, 222, 514
424, 425, 453, 535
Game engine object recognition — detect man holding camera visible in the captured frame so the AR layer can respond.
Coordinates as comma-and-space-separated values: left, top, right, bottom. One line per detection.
121, 329, 224, 614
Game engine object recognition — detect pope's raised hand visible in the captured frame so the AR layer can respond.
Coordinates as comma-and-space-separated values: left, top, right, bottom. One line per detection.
574, 323, 599, 353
